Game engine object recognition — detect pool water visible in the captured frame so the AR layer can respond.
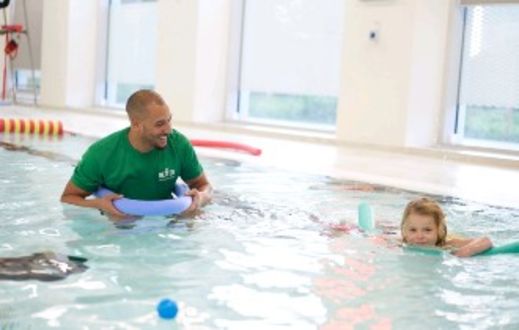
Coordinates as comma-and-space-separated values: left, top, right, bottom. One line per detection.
1, 133, 519, 329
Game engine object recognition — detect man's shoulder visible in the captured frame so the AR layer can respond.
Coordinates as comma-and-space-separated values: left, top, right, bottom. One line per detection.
169, 129, 191, 146
90, 128, 129, 151
83, 128, 129, 161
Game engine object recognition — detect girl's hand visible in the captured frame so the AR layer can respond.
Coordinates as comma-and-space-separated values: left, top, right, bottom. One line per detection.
450, 237, 493, 257
451, 247, 472, 258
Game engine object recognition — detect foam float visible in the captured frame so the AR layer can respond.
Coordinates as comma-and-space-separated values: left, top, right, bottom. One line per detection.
190, 139, 262, 156
0, 118, 63, 135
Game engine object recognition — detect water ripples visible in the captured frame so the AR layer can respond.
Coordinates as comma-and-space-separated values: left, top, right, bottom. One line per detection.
1, 138, 519, 329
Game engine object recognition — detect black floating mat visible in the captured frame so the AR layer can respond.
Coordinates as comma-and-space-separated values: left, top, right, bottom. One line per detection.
0, 252, 88, 281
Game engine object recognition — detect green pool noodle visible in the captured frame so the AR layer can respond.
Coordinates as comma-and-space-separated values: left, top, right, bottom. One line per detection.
358, 202, 375, 231
404, 241, 519, 257
403, 245, 444, 256
477, 241, 519, 256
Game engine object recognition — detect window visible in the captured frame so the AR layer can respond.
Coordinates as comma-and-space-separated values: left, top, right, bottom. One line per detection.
234, 0, 344, 130
104, 0, 157, 107
455, 4, 519, 149
14, 69, 40, 98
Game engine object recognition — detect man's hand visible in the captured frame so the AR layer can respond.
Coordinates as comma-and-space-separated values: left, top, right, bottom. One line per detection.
61, 180, 138, 221
181, 189, 205, 216
97, 193, 129, 220
181, 173, 213, 217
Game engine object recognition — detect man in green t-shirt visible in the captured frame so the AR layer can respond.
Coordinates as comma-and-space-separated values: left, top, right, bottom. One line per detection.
60, 89, 212, 219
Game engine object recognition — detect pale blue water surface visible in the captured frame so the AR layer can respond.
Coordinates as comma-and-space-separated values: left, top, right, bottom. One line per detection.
1, 133, 518, 329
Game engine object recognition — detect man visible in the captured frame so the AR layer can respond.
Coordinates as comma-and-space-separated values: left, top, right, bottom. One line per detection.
60, 89, 212, 218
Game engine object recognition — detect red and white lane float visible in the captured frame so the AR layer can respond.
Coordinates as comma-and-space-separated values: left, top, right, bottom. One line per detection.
0, 118, 64, 136
190, 139, 262, 156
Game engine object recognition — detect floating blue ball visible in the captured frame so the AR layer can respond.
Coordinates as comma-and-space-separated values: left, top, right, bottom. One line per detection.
157, 298, 178, 319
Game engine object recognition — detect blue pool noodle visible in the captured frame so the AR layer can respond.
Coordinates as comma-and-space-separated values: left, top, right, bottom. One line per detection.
94, 183, 192, 216
358, 202, 375, 231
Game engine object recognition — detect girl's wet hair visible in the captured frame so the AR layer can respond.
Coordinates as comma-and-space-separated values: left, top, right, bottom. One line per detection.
401, 197, 447, 246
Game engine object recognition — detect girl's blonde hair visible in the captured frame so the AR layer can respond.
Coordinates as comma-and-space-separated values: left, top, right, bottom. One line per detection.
401, 197, 447, 246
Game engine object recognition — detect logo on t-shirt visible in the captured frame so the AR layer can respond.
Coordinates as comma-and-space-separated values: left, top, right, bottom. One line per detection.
158, 168, 175, 181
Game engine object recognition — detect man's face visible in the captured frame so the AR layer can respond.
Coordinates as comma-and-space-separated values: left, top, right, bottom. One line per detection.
138, 103, 172, 150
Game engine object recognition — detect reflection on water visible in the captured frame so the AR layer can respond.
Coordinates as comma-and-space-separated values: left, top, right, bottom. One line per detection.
1, 135, 519, 329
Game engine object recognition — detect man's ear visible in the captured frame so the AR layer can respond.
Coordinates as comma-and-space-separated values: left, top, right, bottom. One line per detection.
129, 117, 141, 128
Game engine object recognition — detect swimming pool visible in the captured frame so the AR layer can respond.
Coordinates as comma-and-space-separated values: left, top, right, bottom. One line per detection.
1, 133, 518, 329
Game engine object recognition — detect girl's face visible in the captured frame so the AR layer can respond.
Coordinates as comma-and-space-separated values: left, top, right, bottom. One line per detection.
402, 213, 439, 246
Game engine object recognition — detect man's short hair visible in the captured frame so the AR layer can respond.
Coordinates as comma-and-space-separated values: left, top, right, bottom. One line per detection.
126, 89, 165, 121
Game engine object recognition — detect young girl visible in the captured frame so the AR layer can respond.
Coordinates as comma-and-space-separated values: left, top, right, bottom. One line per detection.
401, 197, 493, 257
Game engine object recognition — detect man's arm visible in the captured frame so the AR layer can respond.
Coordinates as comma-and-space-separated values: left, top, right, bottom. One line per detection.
184, 173, 213, 212
60, 180, 126, 217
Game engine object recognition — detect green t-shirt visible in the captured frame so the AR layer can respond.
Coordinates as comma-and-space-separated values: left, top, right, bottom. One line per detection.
72, 128, 203, 200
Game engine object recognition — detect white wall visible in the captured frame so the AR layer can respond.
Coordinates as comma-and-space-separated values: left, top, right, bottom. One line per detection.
336, 0, 452, 148
156, 0, 230, 123
155, 0, 197, 122
405, 1, 451, 147
336, 0, 413, 147
39, 0, 69, 106
193, 0, 231, 123
11, 0, 43, 70
40, 0, 98, 108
